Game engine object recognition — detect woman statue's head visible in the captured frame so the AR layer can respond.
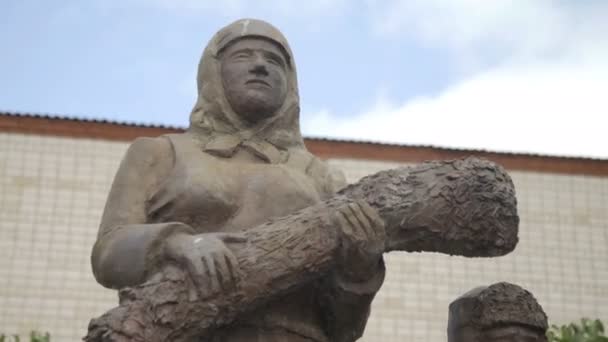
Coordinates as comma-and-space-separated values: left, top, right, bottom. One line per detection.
189, 19, 304, 150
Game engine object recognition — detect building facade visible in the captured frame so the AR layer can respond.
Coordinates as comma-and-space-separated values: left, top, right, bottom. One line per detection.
1, 113, 607, 341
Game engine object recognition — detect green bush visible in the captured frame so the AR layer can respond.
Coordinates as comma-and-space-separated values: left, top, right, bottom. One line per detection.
0, 331, 50, 342
548, 318, 608, 342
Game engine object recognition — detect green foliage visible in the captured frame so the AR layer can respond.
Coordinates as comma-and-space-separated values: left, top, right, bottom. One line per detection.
547, 318, 608, 342
0, 331, 50, 342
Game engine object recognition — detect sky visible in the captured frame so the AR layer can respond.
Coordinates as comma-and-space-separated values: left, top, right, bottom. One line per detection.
0, 0, 607, 159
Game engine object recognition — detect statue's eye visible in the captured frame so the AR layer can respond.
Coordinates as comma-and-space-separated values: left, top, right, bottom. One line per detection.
266, 54, 285, 68
233, 51, 252, 60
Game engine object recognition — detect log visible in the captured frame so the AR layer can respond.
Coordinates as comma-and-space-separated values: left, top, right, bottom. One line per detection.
84, 157, 519, 342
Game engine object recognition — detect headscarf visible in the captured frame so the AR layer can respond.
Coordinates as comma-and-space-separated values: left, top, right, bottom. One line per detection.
187, 18, 305, 163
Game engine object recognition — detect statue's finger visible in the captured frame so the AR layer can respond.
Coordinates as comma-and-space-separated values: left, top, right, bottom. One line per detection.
203, 254, 220, 294
342, 204, 368, 240
348, 202, 374, 239
334, 209, 356, 258
224, 252, 240, 290
214, 253, 230, 292
217, 232, 248, 244
357, 200, 386, 236
334, 209, 354, 239
185, 256, 207, 298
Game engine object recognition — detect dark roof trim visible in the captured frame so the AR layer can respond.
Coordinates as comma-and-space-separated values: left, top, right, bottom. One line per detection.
2, 111, 607, 176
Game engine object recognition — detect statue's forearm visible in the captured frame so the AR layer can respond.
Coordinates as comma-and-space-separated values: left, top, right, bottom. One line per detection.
85, 157, 519, 342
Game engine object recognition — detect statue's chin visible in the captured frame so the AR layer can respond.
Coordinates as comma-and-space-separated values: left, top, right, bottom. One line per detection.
233, 100, 281, 125
225, 87, 285, 125
244, 110, 277, 124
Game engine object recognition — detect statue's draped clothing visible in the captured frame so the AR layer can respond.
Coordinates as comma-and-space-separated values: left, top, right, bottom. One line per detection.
91, 19, 385, 342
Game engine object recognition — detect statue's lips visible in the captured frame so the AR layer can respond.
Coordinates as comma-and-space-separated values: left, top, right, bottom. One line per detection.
245, 79, 271, 88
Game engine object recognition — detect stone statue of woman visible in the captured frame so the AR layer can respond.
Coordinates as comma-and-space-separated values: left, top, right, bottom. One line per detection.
91, 18, 386, 342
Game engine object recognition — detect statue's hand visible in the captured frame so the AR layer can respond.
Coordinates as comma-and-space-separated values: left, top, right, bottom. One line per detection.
333, 200, 386, 282
164, 232, 246, 297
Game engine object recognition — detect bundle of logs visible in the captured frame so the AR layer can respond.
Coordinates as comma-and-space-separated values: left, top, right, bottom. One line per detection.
85, 157, 519, 342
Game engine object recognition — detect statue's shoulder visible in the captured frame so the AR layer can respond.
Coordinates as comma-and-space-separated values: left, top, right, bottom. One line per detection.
122, 135, 175, 166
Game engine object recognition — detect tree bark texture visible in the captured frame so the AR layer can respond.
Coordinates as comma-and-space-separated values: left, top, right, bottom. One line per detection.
84, 157, 519, 342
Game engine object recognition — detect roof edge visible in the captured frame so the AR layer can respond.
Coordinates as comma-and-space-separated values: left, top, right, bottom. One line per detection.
2, 111, 607, 176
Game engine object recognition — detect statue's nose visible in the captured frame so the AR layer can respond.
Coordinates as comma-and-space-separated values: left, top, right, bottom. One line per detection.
249, 58, 269, 76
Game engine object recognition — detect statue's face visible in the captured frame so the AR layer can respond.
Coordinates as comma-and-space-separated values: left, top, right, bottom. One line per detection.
482, 326, 546, 342
220, 38, 288, 123
451, 325, 545, 342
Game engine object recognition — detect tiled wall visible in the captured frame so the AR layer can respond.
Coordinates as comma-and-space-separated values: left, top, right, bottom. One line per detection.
1, 133, 607, 342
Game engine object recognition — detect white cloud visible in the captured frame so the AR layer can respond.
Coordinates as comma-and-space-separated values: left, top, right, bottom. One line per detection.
302, 58, 608, 158
367, 0, 608, 63
300, 1, 608, 158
